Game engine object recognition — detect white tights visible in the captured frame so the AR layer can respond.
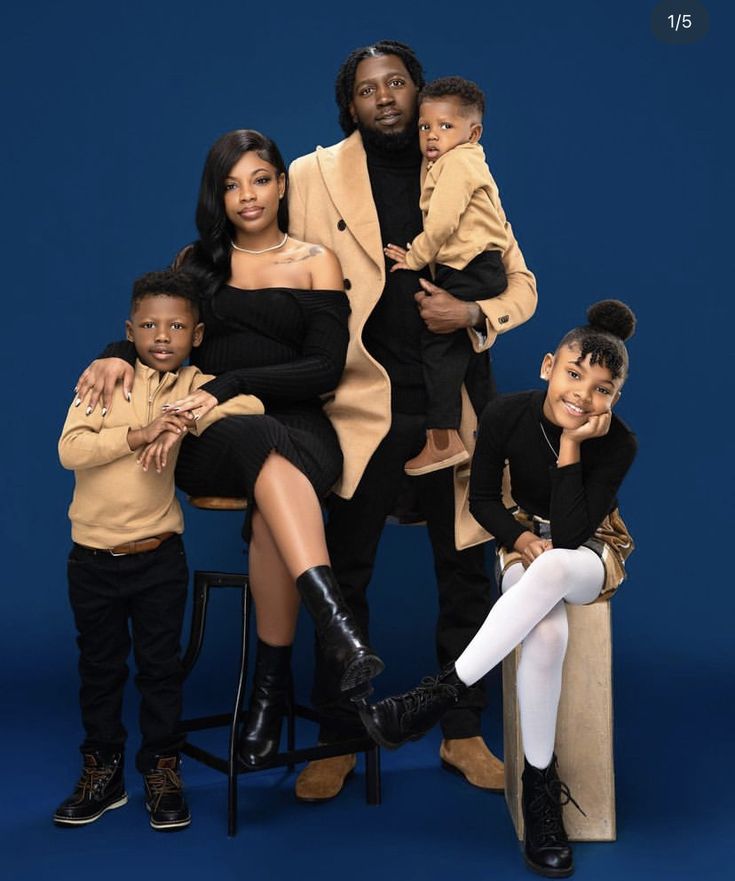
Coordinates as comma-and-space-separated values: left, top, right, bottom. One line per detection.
454, 547, 604, 769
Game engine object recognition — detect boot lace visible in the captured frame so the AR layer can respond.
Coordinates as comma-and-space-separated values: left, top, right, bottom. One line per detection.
77, 764, 116, 798
145, 767, 183, 810
399, 676, 458, 726
528, 776, 586, 847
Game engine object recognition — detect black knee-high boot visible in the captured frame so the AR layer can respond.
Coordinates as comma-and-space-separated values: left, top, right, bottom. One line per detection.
522, 755, 582, 878
295, 565, 384, 691
238, 639, 292, 768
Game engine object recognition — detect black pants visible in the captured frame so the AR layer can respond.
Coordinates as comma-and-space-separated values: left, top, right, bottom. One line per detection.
315, 411, 494, 741
424, 251, 507, 427
67, 535, 188, 772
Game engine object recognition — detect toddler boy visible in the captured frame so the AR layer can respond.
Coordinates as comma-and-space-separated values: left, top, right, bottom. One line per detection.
384, 76, 511, 475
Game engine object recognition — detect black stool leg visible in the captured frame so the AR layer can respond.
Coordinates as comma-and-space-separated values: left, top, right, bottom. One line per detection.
286, 676, 296, 772
365, 744, 382, 805
181, 572, 210, 675
227, 580, 251, 837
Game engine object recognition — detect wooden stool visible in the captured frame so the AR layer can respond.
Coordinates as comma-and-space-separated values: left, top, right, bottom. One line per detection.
502, 601, 616, 841
180, 496, 381, 836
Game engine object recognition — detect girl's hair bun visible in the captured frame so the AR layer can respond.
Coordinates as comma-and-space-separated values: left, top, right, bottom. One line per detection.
586, 300, 636, 342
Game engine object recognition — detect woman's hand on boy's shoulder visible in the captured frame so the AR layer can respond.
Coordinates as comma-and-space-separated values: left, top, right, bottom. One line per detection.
75, 358, 135, 417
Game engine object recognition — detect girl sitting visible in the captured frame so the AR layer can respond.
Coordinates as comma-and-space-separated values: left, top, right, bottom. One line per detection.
359, 300, 637, 878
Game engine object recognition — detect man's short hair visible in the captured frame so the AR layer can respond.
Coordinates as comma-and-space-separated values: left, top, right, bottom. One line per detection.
335, 40, 426, 135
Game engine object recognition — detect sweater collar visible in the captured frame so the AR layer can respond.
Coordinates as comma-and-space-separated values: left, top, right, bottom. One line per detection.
363, 132, 422, 169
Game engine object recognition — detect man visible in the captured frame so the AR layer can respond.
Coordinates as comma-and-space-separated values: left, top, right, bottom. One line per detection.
288, 40, 537, 801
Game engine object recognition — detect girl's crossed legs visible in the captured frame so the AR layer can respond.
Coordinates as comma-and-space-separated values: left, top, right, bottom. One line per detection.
455, 547, 604, 768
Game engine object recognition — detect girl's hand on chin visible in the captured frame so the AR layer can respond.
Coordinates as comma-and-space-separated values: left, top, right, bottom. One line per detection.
562, 411, 611, 444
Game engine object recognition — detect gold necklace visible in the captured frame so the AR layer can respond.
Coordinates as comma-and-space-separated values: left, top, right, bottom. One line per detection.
230, 232, 288, 255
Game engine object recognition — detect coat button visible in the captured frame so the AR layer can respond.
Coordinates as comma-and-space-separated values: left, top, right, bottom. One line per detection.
337, 219, 347, 231
343, 278, 352, 290
498, 314, 510, 324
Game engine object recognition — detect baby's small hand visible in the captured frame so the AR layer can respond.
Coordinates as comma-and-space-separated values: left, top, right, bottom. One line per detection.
384, 243, 409, 271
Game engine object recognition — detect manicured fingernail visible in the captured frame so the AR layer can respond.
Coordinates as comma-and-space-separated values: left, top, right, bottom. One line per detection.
74, 398, 81, 407
85, 406, 92, 415
101, 408, 107, 417
126, 392, 131, 402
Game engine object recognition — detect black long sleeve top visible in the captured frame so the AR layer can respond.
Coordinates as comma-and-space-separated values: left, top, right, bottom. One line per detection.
103, 286, 350, 409
469, 390, 637, 551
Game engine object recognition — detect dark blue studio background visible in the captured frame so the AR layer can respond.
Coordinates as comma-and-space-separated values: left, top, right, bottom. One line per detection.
1, 1, 731, 879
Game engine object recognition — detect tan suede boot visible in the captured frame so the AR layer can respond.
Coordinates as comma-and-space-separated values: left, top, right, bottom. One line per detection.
440, 737, 505, 792
294, 754, 357, 802
404, 429, 470, 476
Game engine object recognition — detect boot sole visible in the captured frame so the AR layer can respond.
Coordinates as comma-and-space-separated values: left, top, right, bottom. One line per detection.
53, 793, 129, 826
339, 654, 385, 692
146, 804, 192, 831
358, 708, 423, 751
440, 759, 504, 793
522, 852, 574, 878
404, 451, 470, 476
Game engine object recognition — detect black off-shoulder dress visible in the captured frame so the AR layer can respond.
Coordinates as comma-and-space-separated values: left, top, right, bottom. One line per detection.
105, 285, 349, 538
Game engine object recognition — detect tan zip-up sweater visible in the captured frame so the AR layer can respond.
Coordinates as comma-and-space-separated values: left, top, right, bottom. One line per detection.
59, 359, 264, 549
403, 142, 508, 272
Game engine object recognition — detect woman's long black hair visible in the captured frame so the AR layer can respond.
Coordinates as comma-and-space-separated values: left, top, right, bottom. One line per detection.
177, 129, 289, 298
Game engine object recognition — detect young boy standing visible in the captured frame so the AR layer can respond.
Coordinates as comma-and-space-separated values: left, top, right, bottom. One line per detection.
54, 270, 263, 831
384, 76, 511, 476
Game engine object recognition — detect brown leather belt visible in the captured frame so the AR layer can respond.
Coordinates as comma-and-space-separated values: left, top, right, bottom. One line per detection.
77, 532, 177, 557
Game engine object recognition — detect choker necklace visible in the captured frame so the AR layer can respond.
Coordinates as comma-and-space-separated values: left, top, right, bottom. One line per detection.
231, 232, 288, 255
539, 421, 560, 461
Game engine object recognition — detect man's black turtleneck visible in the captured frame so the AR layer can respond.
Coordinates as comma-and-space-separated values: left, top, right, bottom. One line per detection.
362, 136, 430, 414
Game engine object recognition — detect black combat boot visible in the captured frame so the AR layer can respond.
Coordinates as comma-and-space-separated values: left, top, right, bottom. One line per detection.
358, 663, 466, 749
53, 751, 127, 826
296, 565, 384, 691
142, 755, 191, 831
522, 755, 583, 877
238, 639, 292, 768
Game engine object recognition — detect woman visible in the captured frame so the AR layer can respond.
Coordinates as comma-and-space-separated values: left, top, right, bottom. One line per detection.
75, 129, 384, 768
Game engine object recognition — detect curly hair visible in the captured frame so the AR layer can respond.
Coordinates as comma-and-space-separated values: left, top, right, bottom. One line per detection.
558, 300, 637, 380
131, 269, 201, 319
419, 76, 485, 118
335, 40, 425, 135
179, 130, 289, 298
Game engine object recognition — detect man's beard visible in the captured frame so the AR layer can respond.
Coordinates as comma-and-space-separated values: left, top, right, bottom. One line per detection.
357, 113, 419, 153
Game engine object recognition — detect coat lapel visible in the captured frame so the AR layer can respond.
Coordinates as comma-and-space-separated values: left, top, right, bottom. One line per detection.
317, 132, 384, 270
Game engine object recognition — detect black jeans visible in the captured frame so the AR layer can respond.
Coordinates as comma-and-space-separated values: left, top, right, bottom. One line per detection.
316, 411, 494, 742
67, 534, 188, 772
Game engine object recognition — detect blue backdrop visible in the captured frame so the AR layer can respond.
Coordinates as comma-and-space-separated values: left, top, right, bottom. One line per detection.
1, 1, 731, 879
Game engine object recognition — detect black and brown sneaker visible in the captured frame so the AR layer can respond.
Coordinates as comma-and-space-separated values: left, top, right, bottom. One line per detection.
142, 755, 191, 831
53, 752, 128, 826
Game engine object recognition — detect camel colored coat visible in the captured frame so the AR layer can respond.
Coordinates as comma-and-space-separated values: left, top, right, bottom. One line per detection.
288, 132, 537, 549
